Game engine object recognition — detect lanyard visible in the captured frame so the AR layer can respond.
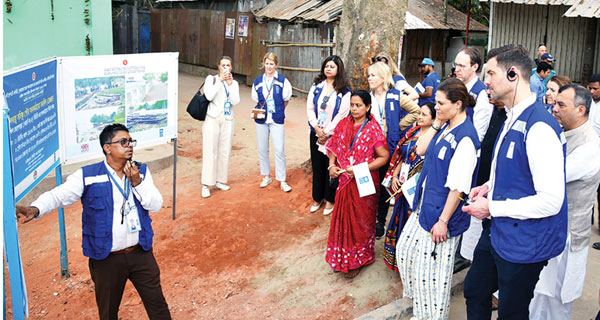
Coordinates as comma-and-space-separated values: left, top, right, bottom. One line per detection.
349, 119, 368, 152
404, 128, 419, 159
263, 75, 275, 99
221, 82, 230, 101
107, 172, 130, 201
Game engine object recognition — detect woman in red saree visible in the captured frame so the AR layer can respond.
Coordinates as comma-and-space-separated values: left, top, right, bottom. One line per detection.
325, 90, 389, 279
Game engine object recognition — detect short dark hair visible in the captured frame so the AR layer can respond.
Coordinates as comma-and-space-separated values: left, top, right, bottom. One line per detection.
423, 102, 437, 120
558, 84, 592, 115
350, 90, 372, 118
460, 46, 483, 72
537, 61, 553, 73
589, 74, 600, 84
488, 45, 532, 83
99, 123, 129, 154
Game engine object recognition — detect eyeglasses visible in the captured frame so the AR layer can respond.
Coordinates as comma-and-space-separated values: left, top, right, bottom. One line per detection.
106, 138, 137, 147
371, 56, 388, 64
320, 95, 331, 110
452, 62, 469, 70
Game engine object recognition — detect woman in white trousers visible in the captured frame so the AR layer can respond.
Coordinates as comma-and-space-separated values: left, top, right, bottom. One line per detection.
201, 56, 240, 198
251, 52, 293, 192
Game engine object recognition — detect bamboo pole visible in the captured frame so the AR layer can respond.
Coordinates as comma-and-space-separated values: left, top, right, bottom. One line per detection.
265, 43, 335, 48
292, 86, 309, 94
278, 66, 320, 72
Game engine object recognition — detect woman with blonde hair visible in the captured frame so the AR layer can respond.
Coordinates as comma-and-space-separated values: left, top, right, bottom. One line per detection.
251, 52, 293, 191
367, 62, 420, 238
546, 75, 572, 113
372, 52, 419, 100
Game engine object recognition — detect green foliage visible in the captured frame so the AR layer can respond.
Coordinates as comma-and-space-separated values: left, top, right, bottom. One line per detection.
137, 99, 168, 110
143, 73, 155, 81
448, 0, 490, 27
160, 72, 168, 82
89, 107, 125, 124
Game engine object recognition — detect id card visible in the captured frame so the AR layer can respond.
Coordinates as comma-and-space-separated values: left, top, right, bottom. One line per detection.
224, 101, 232, 116
267, 98, 276, 114
399, 162, 410, 183
127, 216, 141, 233
317, 110, 328, 127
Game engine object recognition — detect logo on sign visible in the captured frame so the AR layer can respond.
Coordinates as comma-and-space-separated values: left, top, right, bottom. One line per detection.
33, 170, 38, 180
159, 128, 164, 137
123, 60, 128, 65
81, 144, 89, 152
32, 72, 36, 81
358, 176, 370, 184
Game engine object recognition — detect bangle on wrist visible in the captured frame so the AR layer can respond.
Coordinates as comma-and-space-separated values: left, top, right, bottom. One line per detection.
327, 164, 335, 170
431, 123, 441, 131
438, 217, 448, 225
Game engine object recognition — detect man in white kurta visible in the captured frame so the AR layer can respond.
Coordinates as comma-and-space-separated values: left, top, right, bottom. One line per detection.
529, 84, 600, 320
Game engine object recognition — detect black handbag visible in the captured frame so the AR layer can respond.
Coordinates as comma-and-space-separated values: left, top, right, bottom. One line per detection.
187, 82, 209, 121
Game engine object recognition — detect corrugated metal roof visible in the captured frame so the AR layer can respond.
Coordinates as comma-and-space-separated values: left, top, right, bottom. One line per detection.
480, 0, 576, 4
564, 0, 600, 17
256, 0, 488, 31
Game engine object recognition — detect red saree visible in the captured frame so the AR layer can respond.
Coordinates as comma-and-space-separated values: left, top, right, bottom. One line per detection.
324, 114, 387, 272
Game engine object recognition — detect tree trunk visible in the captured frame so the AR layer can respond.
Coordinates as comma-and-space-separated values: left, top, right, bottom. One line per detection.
336, 0, 408, 90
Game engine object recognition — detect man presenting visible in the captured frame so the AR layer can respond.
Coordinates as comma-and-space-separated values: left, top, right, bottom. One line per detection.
463, 45, 567, 319
16, 123, 171, 320
529, 84, 600, 319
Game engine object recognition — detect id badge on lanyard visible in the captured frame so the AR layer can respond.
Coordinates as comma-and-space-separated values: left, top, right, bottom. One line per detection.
222, 82, 232, 116
125, 202, 141, 233
399, 162, 410, 183
267, 98, 276, 114
317, 110, 328, 127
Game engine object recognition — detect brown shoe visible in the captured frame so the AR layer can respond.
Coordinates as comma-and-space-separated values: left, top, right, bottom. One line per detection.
344, 267, 361, 279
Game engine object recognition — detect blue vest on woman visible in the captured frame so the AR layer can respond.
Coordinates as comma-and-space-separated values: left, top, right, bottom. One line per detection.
490, 102, 567, 264
308, 83, 350, 133
413, 119, 481, 237
253, 73, 287, 124
376, 88, 405, 153
466, 79, 487, 120
81, 161, 154, 260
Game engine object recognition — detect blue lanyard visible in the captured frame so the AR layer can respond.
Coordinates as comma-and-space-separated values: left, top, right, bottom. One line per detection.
107, 172, 130, 201
263, 75, 275, 98
404, 129, 419, 159
349, 119, 368, 152
221, 82, 230, 100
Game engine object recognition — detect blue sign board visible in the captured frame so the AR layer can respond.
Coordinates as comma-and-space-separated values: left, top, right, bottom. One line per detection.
4, 59, 60, 202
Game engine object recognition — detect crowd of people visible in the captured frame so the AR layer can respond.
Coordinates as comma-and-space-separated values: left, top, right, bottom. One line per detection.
14, 43, 600, 320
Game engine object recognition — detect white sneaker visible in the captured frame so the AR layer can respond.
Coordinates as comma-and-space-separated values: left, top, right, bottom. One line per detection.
216, 182, 230, 191
260, 176, 272, 188
323, 207, 334, 216
280, 181, 292, 192
310, 201, 323, 213
202, 185, 211, 198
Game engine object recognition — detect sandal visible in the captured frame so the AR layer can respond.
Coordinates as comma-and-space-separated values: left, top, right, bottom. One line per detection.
344, 267, 361, 279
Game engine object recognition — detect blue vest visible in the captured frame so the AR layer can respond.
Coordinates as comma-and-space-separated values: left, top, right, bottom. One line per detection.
490, 101, 567, 263
375, 89, 405, 152
466, 79, 487, 120
81, 161, 154, 260
253, 73, 287, 124
414, 119, 481, 237
308, 83, 350, 133
392, 74, 406, 85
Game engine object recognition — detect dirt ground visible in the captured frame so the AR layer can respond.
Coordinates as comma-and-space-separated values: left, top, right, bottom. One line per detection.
7, 72, 403, 319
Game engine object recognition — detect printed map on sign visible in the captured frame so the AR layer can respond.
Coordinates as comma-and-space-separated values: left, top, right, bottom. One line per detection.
60, 53, 178, 164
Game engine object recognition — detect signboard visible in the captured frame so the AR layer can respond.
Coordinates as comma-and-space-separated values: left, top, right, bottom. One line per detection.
59, 52, 178, 164
3, 58, 60, 202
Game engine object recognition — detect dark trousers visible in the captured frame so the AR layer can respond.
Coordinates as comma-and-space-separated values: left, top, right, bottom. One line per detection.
310, 131, 336, 203
464, 221, 546, 320
376, 163, 390, 225
89, 247, 171, 320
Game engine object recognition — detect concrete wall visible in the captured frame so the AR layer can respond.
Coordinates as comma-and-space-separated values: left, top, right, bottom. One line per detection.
3, 0, 113, 70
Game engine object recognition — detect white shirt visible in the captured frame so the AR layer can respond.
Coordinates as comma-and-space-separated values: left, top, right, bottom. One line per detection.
370, 92, 386, 133
465, 77, 494, 142
31, 161, 163, 252
395, 79, 410, 94
487, 94, 565, 220
589, 99, 600, 136
250, 71, 292, 124
436, 120, 478, 194
565, 136, 600, 183
204, 75, 240, 120
306, 81, 350, 136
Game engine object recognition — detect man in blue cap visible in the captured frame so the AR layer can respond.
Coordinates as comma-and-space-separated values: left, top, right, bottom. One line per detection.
417, 57, 441, 106
532, 53, 557, 87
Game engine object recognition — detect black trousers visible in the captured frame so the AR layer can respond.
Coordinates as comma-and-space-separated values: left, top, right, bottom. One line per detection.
464, 220, 546, 320
310, 131, 336, 203
376, 163, 390, 225
89, 247, 171, 320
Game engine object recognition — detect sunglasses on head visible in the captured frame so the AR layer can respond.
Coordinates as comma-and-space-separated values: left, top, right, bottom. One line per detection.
106, 138, 137, 148
371, 56, 388, 64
